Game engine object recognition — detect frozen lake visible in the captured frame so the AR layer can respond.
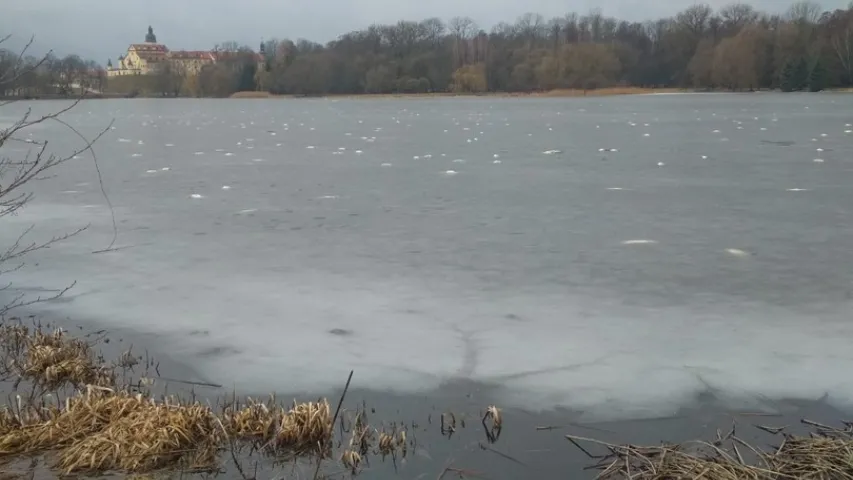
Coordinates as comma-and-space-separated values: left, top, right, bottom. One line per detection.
2, 94, 853, 420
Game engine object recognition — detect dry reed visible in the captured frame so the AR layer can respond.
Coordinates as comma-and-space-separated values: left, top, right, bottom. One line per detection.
0, 387, 335, 474
2, 325, 114, 389
10, 321, 853, 479
222, 397, 332, 454
0, 322, 337, 475
568, 420, 853, 480
57, 394, 221, 473
482, 405, 502, 443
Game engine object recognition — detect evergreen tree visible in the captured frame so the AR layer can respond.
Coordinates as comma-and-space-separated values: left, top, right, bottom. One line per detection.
780, 59, 797, 92
808, 58, 828, 92
237, 63, 258, 91
793, 58, 809, 91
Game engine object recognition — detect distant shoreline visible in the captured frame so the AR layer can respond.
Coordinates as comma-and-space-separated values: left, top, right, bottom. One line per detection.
3, 86, 852, 102
228, 87, 692, 99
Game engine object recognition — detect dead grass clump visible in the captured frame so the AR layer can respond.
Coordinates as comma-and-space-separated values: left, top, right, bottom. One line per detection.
21, 328, 114, 389
567, 436, 777, 479
222, 396, 283, 444
277, 400, 332, 454
341, 449, 362, 473
569, 421, 853, 480
0, 387, 140, 456
57, 396, 221, 473
222, 398, 332, 456
771, 435, 853, 478
377, 428, 407, 458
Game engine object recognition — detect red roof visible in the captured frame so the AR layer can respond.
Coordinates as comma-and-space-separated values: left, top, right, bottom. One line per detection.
170, 50, 215, 60
130, 43, 169, 53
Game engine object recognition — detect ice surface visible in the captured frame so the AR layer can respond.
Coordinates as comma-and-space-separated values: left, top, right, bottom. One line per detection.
4, 95, 853, 421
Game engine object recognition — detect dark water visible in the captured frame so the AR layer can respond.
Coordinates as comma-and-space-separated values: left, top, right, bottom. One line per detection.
2, 94, 853, 433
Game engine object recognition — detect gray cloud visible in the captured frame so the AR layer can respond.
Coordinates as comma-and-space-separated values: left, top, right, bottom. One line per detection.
2, 0, 849, 63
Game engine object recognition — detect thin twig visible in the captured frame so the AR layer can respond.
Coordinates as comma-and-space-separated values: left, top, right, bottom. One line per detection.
312, 369, 353, 480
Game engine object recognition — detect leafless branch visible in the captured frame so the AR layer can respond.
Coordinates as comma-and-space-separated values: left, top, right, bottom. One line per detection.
1, 39, 111, 315
0, 281, 76, 317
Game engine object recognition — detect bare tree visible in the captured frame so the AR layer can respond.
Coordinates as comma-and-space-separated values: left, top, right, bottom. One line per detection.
515, 12, 546, 48
0, 35, 110, 316
448, 16, 478, 67
826, 8, 853, 83
720, 3, 760, 33
677, 4, 714, 36
787, 0, 823, 23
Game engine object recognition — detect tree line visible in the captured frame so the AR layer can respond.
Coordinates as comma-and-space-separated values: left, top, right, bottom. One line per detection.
0, 45, 106, 97
2, 1, 853, 97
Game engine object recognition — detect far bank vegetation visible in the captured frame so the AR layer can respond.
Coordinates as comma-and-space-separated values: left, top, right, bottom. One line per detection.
2, 1, 853, 98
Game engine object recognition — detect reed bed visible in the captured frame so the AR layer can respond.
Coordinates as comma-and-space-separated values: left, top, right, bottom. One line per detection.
8, 320, 853, 479
567, 420, 853, 480
0, 388, 335, 473
0, 321, 337, 475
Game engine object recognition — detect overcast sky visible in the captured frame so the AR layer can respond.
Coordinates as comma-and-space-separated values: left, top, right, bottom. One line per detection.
2, 0, 849, 63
